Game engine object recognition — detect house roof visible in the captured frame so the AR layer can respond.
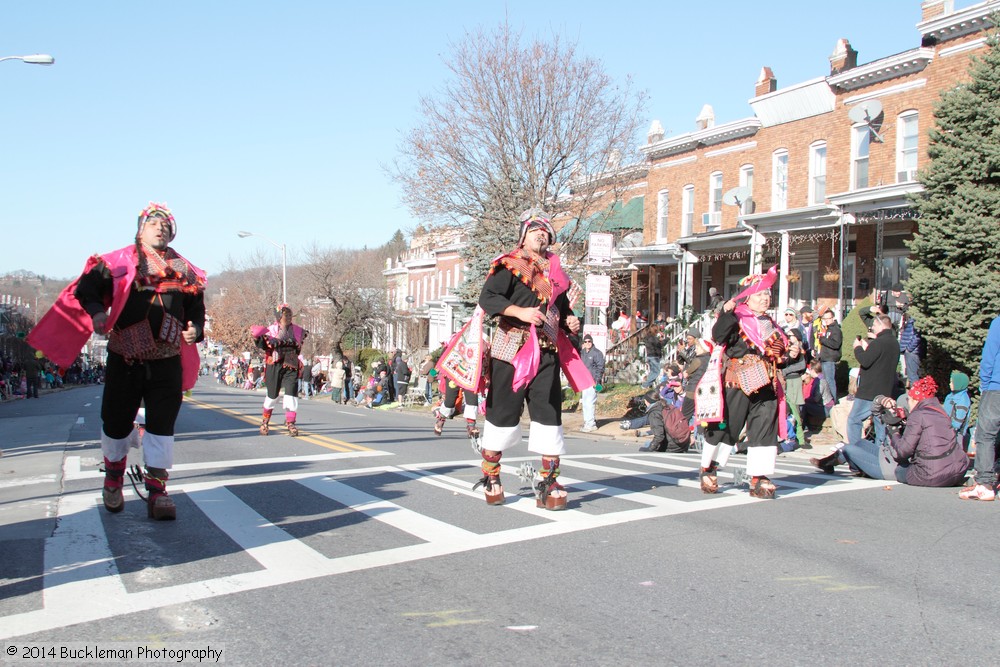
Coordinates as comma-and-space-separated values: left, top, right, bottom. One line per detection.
557, 196, 644, 243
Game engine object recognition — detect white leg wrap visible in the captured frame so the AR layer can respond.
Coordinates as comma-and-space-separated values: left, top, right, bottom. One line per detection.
282, 395, 298, 412
746, 446, 777, 477
263, 396, 279, 411
700, 443, 719, 469
481, 421, 521, 452
438, 405, 456, 418
101, 430, 138, 462
141, 432, 174, 469
716, 444, 734, 468
527, 422, 566, 457
462, 403, 478, 420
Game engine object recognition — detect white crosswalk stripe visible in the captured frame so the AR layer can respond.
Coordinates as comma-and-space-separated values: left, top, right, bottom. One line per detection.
1, 453, 892, 640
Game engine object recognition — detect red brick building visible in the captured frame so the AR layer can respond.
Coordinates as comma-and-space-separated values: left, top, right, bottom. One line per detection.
624, 0, 998, 319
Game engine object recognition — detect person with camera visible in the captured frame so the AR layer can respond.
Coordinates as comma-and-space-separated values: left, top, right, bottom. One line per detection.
810, 376, 968, 486
847, 311, 901, 449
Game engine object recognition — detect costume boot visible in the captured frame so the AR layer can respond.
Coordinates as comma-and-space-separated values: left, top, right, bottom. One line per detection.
472, 450, 504, 505
101, 456, 127, 513
700, 462, 719, 494
285, 411, 299, 437
260, 408, 273, 435
465, 418, 480, 439
144, 467, 176, 520
536, 456, 567, 510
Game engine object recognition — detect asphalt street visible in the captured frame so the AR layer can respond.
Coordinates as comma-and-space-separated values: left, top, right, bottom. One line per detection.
1, 380, 998, 666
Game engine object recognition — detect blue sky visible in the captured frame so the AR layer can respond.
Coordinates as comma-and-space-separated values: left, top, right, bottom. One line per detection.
1, 0, 938, 279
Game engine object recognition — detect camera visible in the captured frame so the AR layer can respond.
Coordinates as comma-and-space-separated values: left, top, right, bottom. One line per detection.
874, 289, 888, 307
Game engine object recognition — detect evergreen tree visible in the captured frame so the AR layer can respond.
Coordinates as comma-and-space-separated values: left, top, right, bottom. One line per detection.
908, 33, 1000, 388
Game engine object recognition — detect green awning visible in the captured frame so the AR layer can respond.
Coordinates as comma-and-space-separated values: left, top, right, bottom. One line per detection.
557, 196, 644, 243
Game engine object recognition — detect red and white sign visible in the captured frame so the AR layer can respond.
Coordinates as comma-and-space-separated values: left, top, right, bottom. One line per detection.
584, 274, 611, 308
587, 232, 614, 266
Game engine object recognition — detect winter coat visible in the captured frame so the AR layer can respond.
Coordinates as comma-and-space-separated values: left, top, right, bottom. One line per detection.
888, 398, 969, 487
855, 329, 901, 401
580, 345, 605, 384
330, 362, 346, 390
818, 322, 843, 362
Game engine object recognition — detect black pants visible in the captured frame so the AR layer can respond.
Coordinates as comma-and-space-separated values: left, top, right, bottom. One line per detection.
485, 349, 561, 428
264, 363, 298, 399
101, 351, 183, 439
704, 384, 778, 450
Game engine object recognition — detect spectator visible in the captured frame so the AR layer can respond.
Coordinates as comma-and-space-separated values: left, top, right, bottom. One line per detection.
24, 356, 41, 399
419, 354, 435, 402
960, 314, 1000, 501
579, 334, 605, 433
942, 371, 971, 449
817, 307, 843, 401
329, 360, 346, 403
899, 316, 922, 388
680, 328, 710, 425
707, 286, 724, 314
299, 358, 313, 399
393, 355, 411, 403
799, 306, 816, 359
802, 360, 835, 427
848, 312, 901, 449
782, 328, 808, 448
811, 377, 968, 486
638, 388, 690, 453
640, 324, 662, 388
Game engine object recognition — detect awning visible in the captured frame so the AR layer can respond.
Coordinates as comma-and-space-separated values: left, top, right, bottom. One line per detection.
557, 196, 644, 243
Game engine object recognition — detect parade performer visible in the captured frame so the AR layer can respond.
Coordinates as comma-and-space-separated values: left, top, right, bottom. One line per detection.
28, 202, 206, 520
433, 375, 481, 438
251, 305, 307, 436
700, 266, 788, 499
438, 208, 591, 509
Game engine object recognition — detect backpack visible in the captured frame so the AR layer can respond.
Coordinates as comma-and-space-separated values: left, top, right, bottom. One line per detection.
662, 404, 691, 444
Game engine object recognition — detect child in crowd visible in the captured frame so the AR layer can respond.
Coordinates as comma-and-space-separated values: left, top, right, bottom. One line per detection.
942, 370, 972, 453
802, 360, 835, 426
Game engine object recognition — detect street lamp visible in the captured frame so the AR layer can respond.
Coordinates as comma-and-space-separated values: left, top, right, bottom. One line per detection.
0, 54, 55, 66
237, 231, 287, 305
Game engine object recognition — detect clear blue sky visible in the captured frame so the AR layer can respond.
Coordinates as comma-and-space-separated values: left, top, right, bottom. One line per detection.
2, 0, 937, 279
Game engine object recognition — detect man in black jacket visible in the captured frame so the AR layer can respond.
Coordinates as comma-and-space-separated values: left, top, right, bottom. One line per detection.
847, 312, 900, 448
817, 307, 843, 401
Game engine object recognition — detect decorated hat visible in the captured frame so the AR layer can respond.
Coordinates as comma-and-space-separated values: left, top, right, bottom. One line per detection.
908, 376, 938, 402
137, 202, 176, 241
734, 265, 778, 302
517, 207, 555, 246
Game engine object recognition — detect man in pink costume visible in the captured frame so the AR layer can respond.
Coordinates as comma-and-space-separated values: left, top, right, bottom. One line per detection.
699, 266, 789, 499
28, 203, 206, 520
469, 208, 591, 509
251, 305, 307, 436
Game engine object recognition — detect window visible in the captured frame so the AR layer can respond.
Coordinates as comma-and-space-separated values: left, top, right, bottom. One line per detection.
771, 150, 788, 211
707, 172, 722, 227
897, 111, 919, 182
681, 185, 694, 237
809, 142, 827, 204
852, 125, 870, 190
656, 190, 669, 241
724, 261, 750, 300
739, 165, 754, 214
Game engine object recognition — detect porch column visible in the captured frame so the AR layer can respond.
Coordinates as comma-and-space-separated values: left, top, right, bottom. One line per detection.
778, 231, 791, 312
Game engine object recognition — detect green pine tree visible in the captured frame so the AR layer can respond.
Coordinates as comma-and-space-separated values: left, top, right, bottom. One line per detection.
908, 31, 1000, 389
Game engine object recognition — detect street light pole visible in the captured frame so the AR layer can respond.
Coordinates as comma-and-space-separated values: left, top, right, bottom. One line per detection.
0, 54, 55, 66
237, 231, 287, 305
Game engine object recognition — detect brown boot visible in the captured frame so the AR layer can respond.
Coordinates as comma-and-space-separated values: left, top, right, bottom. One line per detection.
809, 451, 841, 474
144, 467, 176, 520
260, 408, 272, 435
101, 456, 127, 513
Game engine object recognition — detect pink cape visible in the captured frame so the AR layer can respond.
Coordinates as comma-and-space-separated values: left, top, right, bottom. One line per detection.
26, 245, 206, 391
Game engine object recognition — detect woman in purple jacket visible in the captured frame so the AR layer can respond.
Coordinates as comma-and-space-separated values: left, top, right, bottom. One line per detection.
810, 376, 969, 486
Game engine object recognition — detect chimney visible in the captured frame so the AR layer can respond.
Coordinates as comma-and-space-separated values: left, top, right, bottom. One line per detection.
695, 104, 715, 130
921, 0, 954, 22
755, 67, 777, 97
647, 119, 665, 144
829, 38, 858, 75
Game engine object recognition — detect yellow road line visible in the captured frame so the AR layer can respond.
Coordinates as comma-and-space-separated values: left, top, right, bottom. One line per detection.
185, 397, 373, 453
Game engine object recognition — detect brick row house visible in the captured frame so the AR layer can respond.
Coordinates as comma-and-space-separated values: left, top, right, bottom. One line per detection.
385, 0, 998, 352
624, 0, 999, 321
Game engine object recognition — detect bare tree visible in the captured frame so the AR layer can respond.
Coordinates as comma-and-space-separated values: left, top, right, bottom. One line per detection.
206, 249, 290, 355
390, 22, 647, 295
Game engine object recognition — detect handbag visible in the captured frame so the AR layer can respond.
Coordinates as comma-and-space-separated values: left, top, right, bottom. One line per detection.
490, 322, 527, 362
110, 321, 157, 359
158, 312, 184, 346
735, 355, 771, 395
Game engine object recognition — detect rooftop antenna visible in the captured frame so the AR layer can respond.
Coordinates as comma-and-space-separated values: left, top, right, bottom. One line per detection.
723, 186, 760, 273
847, 99, 884, 143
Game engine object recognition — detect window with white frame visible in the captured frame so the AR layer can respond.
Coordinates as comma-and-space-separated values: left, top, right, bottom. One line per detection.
809, 141, 827, 204
707, 172, 722, 227
681, 185, 694, 237
771, 150, 788, 211
739, 164, 754, 214
852, 125, 870, 190
897, 111, 919, 182
656, 190, 669, 241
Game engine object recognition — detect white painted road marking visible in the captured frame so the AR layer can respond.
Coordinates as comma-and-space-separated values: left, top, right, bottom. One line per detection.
0, 453, 892, 640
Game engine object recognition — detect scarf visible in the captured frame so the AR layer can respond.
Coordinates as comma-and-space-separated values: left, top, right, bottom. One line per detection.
136, 242, 205, 294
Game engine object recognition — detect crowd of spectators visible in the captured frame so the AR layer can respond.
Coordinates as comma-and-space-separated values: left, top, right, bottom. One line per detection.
0, 350, 103, 401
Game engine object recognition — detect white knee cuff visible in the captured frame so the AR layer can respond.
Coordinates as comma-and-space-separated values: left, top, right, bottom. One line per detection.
283, 395, 298, 412
527, 422, 566, 457
142, 432, 174, 469
101, 429, 139, 462
463, 403, 478, 420
263, 396, 279, 410
481, 422, 521, 452
746, 446, 777, 477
